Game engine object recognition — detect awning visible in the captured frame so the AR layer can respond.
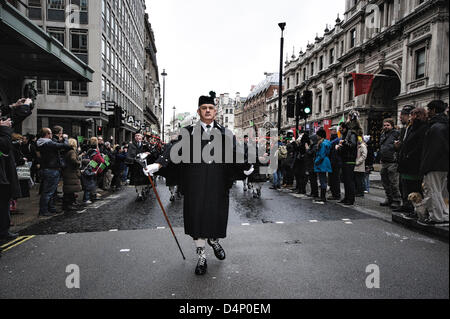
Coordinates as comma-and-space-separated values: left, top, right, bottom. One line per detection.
0, 0, 93, 82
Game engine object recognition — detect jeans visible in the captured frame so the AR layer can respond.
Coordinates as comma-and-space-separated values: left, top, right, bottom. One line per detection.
318, 172, 328, 190
0, 185, 11, 235
328, 166, 341, 198
307, 171, 319, 196
39, 169, 61, 215
354, 172, 366, 196
273, 169, 282, 187
364, 172, 370, 192
83, 191, 92, 202
342, 164, 356, 204
122, 166, 129, 183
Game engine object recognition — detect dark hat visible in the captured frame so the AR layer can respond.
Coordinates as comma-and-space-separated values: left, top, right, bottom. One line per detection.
317, 128, 327, 139
198, 91, 216, 107
401, 105, 415, 115
427, 100, 447, 113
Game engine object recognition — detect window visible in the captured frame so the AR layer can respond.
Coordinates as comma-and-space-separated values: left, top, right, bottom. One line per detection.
415, 48, 426, 79
70, 0, 88, 24
28, 0, 42, 20
328, 90, 333, 110
48, 80, 65, 94
319, 56, 324, 71
348, 79, 354, 101
340, 40, 344, 56
318, 94, 322, 113
47, 0, 65, 21
102, 76, 106, 99
48, 27, 65, 46
36, 80, 43, 94
71, 81, 88, 96
310, 62, 314, 76
70, 29, 88, 63
303, 68, 307, 81
329, 48, 335, 65
350, 29, 357, 48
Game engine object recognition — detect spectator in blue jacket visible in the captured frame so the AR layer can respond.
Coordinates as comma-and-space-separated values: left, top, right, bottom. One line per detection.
314, 128, 332, 204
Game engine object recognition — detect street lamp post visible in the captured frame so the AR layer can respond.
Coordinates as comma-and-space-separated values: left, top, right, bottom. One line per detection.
277, 23, 286, 134
172, 106, 176, 131
161, 69, 167, 142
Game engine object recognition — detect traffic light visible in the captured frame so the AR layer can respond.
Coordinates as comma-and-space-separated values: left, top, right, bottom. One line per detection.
114, 106, 122, 128
97, 126, 103, 136
302, 90, 313, 119
295, 92, 304, 118
286, 94, 295, 118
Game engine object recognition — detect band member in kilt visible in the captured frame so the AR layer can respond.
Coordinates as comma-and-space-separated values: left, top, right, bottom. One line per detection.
145, 91, 253, 275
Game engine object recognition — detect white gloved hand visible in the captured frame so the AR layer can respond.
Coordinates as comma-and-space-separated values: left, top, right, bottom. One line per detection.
143, 163, 161, 176
244, 165, 255, 176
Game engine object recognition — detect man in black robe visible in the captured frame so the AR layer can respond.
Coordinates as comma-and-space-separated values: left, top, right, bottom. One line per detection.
126, 133, 152, 201
145, 92, 253, 275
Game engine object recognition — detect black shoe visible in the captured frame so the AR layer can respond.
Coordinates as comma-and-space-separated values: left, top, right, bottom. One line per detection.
380, 201, 391, 207
338, 199, 347, 204
170, 195, 175, 202
401, 212, 418, 220
417, 218, 449, 227
208, 239, 226, 260
0, 232, 18, 241
392, 206, 408, 213
135, 195, 143, 202
195, 248, 208, 276
390, 202, 401, 209
269, 186, 277, 190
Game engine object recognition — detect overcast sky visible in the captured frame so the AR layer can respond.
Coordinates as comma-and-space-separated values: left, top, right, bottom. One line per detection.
145, 0, 346, 122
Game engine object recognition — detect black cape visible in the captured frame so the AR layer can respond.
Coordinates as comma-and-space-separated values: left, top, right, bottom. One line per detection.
156, 121, 249, 239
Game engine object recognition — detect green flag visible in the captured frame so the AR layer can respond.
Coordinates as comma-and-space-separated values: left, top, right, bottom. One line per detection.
77, 136, 84, 144
88, 160, 98, 168
338, 114, 345, 124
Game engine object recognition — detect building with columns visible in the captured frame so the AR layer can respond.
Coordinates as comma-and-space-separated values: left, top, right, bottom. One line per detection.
144, 13, 162, 136
283, 0, 448, 147
240, 73, 279, 136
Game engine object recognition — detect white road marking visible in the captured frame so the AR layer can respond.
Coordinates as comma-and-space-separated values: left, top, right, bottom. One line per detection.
57, 232, 67, 235
276, 221, 285, 224
345, 222, 353, 225
157, 227, 166, 230
109, 229, 118, 232
241, 223, 250, 226
309, 220, 319, 223
120, 249, 130, 252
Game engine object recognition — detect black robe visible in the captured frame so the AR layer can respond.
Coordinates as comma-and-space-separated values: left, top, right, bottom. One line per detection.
156, 121, 249, 239
126, 141, 152, 186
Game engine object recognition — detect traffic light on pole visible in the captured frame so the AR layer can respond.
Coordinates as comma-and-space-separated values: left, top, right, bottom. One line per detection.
97, 126, 103, 136
114, 106, 122, 128
295, 92, 304, 118
286, 94, 295, 118
302, 90, 313, 120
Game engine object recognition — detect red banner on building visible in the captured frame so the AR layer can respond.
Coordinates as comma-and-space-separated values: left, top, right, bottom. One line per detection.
323, 119, 331, 140
351, 73, 374, 97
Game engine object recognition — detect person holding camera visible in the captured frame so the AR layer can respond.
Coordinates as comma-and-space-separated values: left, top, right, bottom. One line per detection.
0, 98, 33, 247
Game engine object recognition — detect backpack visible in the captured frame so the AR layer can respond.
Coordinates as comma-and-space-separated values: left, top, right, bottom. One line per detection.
278, 145, 288, 159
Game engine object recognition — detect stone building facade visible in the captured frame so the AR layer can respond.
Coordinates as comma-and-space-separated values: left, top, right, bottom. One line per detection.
241, 73, 280, 136
283, 0, 449, 147
27, 0, 148, 142
144, 13, 162, 136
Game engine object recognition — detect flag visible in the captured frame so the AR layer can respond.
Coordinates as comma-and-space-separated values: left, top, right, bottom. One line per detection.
351, 73, 374, 97
338, 114, 345, 124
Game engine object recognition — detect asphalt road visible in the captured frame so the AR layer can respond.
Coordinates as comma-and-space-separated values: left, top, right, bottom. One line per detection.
0, 181, 448, 299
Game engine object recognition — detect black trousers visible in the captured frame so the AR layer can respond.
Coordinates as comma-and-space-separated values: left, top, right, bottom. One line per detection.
307, 171, 318, 197
328, 166, 341, 199
342, 164, 356, 204
0, 185, 11, 236
400, 177, 423, 212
